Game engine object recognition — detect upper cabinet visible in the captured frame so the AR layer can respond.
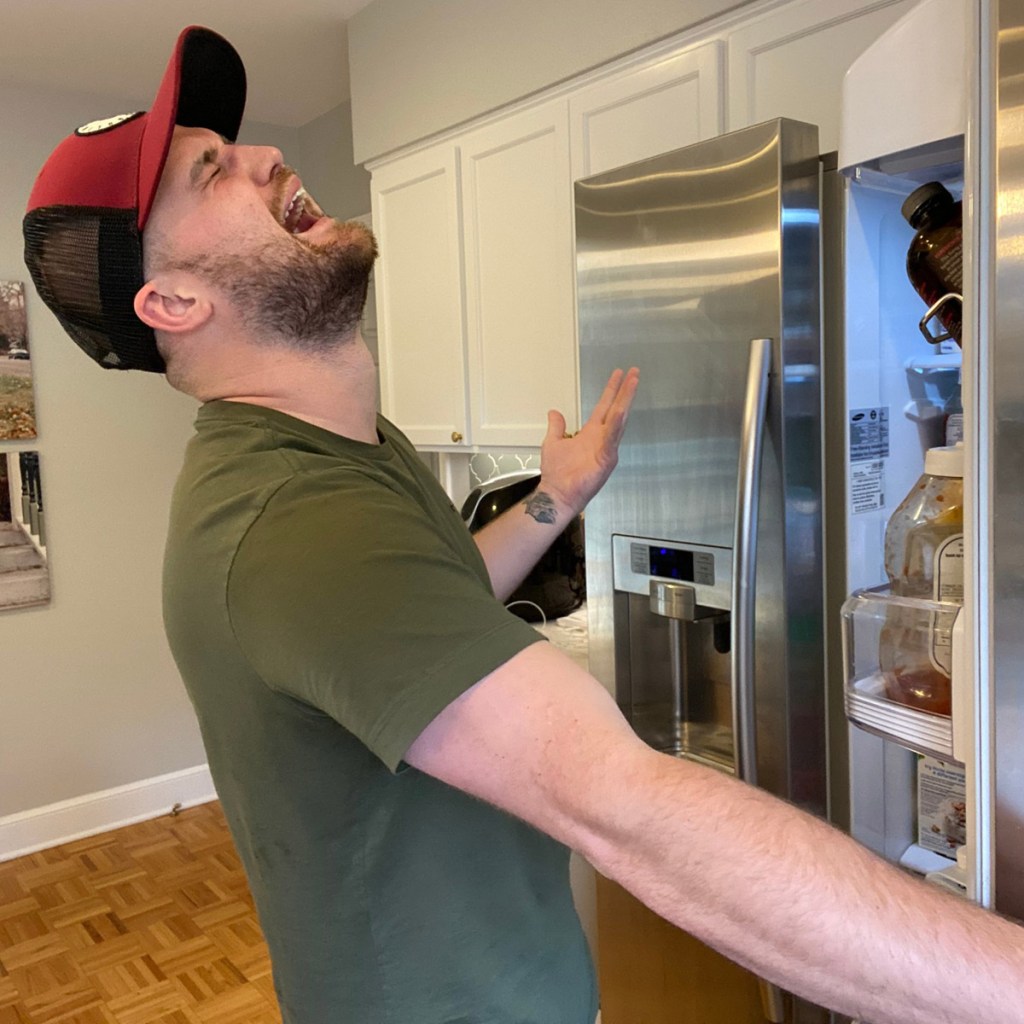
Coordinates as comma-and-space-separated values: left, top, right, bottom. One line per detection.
570, 42, 724, 179
460, 101, 577, 448
371, 103, 578, 450
371, 143, 468, 447
726, 0, 917, 152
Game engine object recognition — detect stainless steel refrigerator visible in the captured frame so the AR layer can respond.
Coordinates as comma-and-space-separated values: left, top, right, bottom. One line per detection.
576, 116, 832, 1024
575, 0, 1024, 1020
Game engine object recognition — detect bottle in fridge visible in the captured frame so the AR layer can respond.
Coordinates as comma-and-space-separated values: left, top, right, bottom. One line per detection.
902, 181, 964, 346
880, 443, 964, 716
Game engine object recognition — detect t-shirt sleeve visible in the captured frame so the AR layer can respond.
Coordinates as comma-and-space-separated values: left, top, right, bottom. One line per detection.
226, 468, 545, 772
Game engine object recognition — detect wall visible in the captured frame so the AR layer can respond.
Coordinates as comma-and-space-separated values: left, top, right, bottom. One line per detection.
0, 82, 363, 855
348, 0, 752, 162
297, 102, 373, 220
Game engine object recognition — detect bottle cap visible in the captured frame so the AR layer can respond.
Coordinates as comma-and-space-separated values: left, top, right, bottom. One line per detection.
901, 181, 955, 228
925, 441, 964, 478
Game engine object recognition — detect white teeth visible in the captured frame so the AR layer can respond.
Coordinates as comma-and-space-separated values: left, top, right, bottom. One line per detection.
283, 188, 308, 233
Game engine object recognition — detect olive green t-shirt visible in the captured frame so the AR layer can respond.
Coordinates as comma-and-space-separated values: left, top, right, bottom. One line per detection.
161, 401, 597, 1024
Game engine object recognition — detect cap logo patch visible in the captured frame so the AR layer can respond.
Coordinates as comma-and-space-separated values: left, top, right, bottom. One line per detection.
76, 112, 144, 137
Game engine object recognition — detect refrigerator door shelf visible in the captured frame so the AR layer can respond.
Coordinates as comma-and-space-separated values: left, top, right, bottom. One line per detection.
846, 672, 955, 761
841, 586, 962, 761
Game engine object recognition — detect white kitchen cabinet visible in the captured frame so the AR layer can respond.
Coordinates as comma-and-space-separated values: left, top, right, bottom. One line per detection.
726, 0, 917, 152
459, 100, 579, 448
569, 41, 724, 180
370, 143, 468, 447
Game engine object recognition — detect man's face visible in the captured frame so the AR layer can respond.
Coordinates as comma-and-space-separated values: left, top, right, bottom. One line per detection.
145, 126, 377, 349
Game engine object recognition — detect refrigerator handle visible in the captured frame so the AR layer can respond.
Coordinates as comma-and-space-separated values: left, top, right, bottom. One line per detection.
731, 336, 771, 786
732, 335, 786, 1024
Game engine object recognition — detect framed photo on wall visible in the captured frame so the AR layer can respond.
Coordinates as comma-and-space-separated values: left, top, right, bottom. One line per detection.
0, 281, 37, 440
0, 449, 50, 611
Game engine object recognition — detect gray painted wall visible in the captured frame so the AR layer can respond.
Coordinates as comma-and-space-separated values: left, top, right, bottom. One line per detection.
297, 102, 373, 220
1, 83, 363, 822
348, 0, 753, 163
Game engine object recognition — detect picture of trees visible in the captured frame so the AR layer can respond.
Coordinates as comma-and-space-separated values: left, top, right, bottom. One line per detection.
0, 281, 36, 440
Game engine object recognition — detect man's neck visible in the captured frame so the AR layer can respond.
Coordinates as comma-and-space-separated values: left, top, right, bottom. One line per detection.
199, 332, 381, 444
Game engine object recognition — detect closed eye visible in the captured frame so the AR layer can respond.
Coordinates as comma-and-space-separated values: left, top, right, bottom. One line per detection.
190, 146, 224, 189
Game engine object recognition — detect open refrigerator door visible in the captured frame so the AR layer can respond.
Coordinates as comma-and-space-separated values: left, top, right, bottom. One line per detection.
836, 0, 1023, 924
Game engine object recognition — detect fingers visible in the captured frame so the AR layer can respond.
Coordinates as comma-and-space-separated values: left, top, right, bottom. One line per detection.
590, 368, 626, 423
597, 366, 640, 427
551, 367, 639, 445
589, 368, 634, 423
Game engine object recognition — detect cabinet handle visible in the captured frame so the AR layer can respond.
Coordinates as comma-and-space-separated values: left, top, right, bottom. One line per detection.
451, 431, 464, 443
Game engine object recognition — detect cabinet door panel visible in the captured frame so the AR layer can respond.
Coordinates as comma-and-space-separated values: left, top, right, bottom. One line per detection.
371, 146, 468, 447
461, 101, 579, 448
727, 0, 916, 153
571, 41, 724, 179
597, 875, 767, 1024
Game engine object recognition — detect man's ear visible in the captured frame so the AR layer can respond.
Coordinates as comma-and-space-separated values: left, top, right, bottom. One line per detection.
134, 277, 213, 334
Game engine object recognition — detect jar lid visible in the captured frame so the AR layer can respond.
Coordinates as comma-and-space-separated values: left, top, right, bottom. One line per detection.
901, 181, 954, 228
925, 441, 964, 478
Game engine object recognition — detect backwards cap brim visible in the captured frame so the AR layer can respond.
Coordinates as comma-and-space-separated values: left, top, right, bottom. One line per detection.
138, 26, 247, 229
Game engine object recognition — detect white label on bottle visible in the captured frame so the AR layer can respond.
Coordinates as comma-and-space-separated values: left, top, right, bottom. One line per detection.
851, 460, 885, 514
935, 534, 964, 601
930, 533, 964, 675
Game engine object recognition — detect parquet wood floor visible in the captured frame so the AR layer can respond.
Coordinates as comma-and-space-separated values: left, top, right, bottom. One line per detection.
0, 802, 282, 1024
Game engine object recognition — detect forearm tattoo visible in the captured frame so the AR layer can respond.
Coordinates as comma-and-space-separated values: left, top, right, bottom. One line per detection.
522, 490, 559, 525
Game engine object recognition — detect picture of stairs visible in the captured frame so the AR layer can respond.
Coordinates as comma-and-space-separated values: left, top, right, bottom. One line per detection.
0, 518, 48, 609
0, 449, 49, 611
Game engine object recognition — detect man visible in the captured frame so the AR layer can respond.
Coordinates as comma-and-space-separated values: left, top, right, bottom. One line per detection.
24, 24, 1024, 1024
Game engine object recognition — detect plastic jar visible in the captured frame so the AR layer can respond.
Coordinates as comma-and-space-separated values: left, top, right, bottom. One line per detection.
881, 444, 964, 715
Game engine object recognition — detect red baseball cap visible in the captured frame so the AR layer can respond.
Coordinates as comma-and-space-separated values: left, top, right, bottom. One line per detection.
23, 26, 246, 373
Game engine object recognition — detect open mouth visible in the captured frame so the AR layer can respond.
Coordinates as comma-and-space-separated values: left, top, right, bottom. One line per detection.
281, 186, 325, 235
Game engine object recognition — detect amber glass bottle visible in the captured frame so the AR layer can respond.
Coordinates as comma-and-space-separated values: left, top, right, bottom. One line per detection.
902, 182, 963, 346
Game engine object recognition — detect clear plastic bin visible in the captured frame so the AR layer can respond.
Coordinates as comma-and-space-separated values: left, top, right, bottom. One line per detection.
841, 585, 960, 760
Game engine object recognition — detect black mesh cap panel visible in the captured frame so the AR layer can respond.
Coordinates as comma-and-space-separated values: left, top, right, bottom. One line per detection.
23, 206, 165, 373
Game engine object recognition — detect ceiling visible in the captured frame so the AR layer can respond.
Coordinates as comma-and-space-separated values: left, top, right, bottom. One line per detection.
0, 0, 377, 128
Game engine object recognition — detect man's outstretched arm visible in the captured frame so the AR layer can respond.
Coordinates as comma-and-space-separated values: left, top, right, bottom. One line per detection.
406, 640, 1024, 1024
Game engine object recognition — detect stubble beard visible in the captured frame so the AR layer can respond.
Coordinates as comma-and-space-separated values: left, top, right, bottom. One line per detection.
183, 221, 379, 353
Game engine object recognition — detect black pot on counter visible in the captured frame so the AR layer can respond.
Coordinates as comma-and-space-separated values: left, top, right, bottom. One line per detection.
460, 471, 585, 623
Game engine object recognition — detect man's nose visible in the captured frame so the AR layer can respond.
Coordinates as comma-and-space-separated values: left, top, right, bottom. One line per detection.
231, 144, 285, 186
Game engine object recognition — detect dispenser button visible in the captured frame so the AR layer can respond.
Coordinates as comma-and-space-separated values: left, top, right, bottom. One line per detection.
630, 543, 648, 574
694, 551, 715, 586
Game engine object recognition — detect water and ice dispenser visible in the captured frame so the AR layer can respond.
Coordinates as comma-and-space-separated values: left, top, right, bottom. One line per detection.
611, 536, 734, 772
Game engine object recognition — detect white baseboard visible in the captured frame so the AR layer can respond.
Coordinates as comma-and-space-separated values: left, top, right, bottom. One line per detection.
0, 764, 216, 862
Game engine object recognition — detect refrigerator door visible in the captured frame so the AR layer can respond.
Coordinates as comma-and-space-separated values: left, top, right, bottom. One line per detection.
989, 0, 1024, 921
577, 119, 829, 1024
577, 118, 827, 810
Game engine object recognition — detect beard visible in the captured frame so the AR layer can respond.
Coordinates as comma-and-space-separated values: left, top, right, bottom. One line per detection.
176, 221, 378, 353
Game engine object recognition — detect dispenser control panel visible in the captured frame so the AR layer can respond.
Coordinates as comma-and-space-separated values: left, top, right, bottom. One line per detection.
634, 544, 715, 585
612, 534, 732, 610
